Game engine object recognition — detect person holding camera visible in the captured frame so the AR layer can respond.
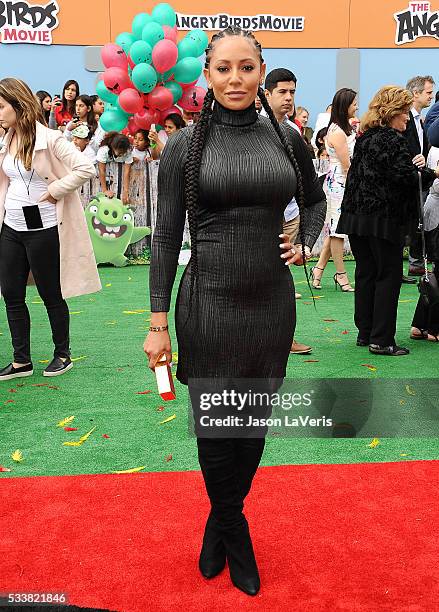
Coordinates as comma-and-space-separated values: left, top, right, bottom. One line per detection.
48, 80, 79, 131
337, 86, 439, 356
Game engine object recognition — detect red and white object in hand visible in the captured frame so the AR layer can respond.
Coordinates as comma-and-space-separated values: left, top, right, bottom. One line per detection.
154, 353, 176, 401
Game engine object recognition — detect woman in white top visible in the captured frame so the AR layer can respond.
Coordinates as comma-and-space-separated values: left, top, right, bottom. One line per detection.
311, 89, 358, 292
0, 78, 99, 380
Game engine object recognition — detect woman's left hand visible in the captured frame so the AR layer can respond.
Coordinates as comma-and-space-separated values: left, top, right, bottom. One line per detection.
38, 192, 57, 205
279, 234, 310, 266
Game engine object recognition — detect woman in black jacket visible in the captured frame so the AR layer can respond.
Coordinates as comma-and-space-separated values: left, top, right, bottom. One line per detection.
337, 86, 439, 356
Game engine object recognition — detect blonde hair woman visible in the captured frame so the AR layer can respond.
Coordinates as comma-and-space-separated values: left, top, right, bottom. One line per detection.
0, 78, 100, 380
337, 86, 439, 355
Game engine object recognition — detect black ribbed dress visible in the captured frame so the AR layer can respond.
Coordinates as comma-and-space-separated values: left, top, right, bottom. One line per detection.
150, 103, 326, 385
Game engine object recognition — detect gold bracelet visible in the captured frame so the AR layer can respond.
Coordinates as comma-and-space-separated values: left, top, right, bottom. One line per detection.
149, 325, 169, 332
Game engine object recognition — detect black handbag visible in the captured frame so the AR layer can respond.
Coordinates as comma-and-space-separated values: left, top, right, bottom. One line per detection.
417, 172, 439, 307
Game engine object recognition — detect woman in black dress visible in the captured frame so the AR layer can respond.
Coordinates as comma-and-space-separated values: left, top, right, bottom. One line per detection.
144, 26, 325, 595
337, 86, 439, 355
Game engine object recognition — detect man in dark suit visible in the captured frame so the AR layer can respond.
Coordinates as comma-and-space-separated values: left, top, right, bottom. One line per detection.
403, 75, 435, 280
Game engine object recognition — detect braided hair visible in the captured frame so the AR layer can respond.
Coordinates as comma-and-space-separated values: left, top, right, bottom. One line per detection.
184, 25, 309, 323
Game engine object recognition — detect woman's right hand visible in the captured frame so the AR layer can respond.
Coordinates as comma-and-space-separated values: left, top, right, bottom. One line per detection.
51, 97, 62, 110
144, 331, 172, 371
104, 189, 115, 199
412, 154, 426, 169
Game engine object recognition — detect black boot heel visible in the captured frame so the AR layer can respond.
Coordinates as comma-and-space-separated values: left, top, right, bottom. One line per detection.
223, 519, 260, 596
199, 513, 226, 578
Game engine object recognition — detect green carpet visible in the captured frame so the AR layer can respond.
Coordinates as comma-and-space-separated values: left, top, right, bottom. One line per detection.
0, 261, 438, 478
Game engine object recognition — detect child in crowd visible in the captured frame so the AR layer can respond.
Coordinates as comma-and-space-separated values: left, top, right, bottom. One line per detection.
133, 129, 152, 162
64, 95, 105, 153
97, 132, 133, 204
71, 124, 97, 165
149, 114, 186, 160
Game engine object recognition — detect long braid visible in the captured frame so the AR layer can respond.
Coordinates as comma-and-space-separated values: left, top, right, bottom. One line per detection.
183, 88, 214, 325
257, 87, 312, 293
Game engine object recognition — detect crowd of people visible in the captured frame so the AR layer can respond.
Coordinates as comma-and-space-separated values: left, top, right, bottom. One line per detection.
1, 23, 439, 598
0, 70, 439, 360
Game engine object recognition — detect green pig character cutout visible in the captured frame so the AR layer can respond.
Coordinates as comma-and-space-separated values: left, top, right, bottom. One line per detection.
85, 193, 151, 267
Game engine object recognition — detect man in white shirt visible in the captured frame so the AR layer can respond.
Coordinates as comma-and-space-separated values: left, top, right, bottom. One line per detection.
264, 68, 312, 355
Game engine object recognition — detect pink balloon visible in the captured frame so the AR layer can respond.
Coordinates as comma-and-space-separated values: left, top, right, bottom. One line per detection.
179, 86, 206, 112
146, 86, 174, 111
101, 43, 128, 70
134, 107, 161, 130
152, 39, 178, 74
162, 25, 178, 43
127, 116, 141, 135
160, 106, 183, 123
119, 88, 143, 114
180, 80, 198, 90
103, 67, 131, 95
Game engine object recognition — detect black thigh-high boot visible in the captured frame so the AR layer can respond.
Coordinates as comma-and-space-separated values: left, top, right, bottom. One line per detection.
197, 437, 263, 595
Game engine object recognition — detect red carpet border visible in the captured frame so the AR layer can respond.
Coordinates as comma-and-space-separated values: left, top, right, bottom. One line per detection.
1, 461, 438, 611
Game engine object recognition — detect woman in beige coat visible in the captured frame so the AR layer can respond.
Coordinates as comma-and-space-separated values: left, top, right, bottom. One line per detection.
0, 78, 101, 380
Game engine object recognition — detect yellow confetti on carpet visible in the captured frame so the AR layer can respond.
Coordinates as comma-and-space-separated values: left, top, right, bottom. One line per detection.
105, 283, 112, 287
39, 360, 49, 364
63, 426, 96, 447
71, 356, 87, 362
12, 450, 23, 462
368, 438, 380, 448
123, 309, 148, 314
405, 385, 416, 396
160, 414, 176, 425
112, 466, 146, 474
57, 416, 75, 427
69, 311, 82, 315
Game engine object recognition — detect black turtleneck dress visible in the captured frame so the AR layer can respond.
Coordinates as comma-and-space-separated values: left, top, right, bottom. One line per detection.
150, 103, 326, 385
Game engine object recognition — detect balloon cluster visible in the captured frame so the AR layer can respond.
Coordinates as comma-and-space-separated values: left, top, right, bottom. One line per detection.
97, 3, 208, 134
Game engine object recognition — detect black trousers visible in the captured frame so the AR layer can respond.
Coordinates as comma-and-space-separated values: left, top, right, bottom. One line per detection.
412, 264, 439, 335
0, 224, 70, 364
349, 234, 403, 346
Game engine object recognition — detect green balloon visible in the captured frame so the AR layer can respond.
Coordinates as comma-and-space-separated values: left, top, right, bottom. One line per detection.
130, 40, 153, 65
173, 57, 202, 84
100, 109, 128, 132
116, 32, 136, 54
96, 80, 118, 104
151, 3, 177, 27
142, 22, 164, 47
164, 81, 183, 104
131, 63, 158, 93
132, 13, 152, 39
177, 37, 198, 61
185, 29, 209, 56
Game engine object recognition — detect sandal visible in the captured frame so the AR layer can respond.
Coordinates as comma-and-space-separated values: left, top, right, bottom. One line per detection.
333, 272, 354, 292
410, 327, 428, 340
310, 266, 324, 290
427, 333, 439, 342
